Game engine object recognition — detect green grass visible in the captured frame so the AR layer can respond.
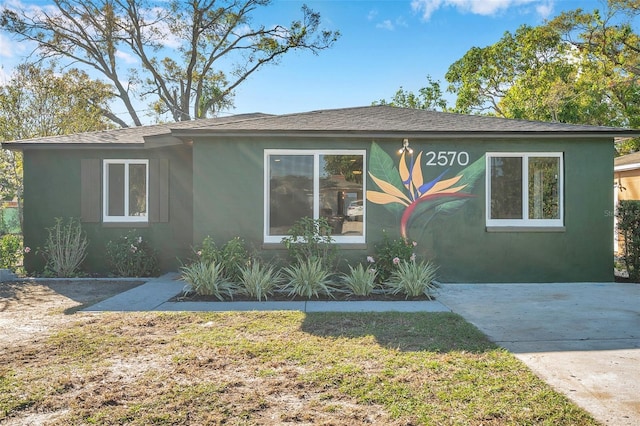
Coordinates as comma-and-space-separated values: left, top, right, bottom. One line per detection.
0, 312, 598, 425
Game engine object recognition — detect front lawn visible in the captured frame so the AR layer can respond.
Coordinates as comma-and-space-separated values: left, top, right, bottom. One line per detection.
1, 312, 597, 425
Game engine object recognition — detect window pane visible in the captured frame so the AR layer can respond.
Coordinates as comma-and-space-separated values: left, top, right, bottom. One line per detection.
529, 157, 560, 219
490, 157, 522, 219
269, 155, 313, 235
108, 163, 125, 216
129, 163, 147, 217
320, 154, 364, 236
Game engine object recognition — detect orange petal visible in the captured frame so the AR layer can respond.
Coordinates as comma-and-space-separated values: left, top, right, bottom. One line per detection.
368, 172, 412, 204
424, 175, 463, 195
420, 184, 467, 198
366, 190, 409, 206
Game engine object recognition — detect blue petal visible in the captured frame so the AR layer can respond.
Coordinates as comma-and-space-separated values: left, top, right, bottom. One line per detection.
417, 169, 450, 195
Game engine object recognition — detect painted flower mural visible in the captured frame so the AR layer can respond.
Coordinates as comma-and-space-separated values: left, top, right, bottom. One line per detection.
367, 142, 485, 240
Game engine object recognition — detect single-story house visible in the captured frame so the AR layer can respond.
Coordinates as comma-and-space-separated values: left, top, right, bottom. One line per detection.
614, 151, 640, 253
3, 105, 638, 282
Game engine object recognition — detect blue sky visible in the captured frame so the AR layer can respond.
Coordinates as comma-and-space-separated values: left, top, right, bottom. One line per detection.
229, 0, 603, 116
0, 0, 608, 123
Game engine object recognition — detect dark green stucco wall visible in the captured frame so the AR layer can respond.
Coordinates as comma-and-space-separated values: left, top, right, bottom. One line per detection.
192, 136, 614, 282
23, 146, 193, 275
22, 135, 614, 282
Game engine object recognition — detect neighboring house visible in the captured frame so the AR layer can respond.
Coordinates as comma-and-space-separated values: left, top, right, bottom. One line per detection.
614, 151, 640, 201
2, 105, 638, 282
614, 151, 640, 253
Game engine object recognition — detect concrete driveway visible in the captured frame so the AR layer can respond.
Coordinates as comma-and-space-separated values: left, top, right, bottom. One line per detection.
436, 282, 640, 426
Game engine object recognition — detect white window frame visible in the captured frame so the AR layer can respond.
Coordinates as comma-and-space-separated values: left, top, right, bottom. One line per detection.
486, 152, 563, 227
103, 159, 149, 223
264, 149, 366, 244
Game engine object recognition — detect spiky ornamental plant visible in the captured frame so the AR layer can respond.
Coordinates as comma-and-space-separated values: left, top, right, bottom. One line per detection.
180, 261, 236, 301
341, 263, 377, 296
281, 257, 336, 299
384, 260, 438, 299
239, 260, 282, 301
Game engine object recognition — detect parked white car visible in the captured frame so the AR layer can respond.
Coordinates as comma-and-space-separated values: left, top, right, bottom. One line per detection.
347, 200, 363, 221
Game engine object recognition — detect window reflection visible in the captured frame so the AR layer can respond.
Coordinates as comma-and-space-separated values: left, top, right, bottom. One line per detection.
267, 152, 365, 238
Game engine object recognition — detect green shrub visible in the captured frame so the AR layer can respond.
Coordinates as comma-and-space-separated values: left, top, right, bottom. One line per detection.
282, 257, 336, 299
180, 261, 236, 300
0, 234, 21, 270
42, 217, 88, 277
384, 260, 438, 299
341, 263, 377, 296
239, 260, 282, 301
281, 217, 338, 269
106, 231, 158, 277
617, 200, 640, 281
195, 236, 248, 283
371, 232, 418, 283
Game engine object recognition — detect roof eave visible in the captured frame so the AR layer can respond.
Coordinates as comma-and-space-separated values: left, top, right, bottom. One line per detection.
1, 142, 144, 150
614, 163, 640, 172
169, 129, 638, 140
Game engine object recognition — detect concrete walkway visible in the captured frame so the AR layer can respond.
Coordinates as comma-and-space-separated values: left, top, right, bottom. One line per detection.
84, 273, 451, 313
85, 277, 640, 426
436, 283, 640, 426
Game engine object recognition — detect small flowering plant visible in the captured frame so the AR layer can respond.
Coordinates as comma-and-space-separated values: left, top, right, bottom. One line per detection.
106, 231, 158, 277
192, 236, 248, 283
370, 232, 418, 283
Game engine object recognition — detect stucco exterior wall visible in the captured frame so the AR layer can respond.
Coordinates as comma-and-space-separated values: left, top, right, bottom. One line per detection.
23, 146, 193, 275
192, 136, 614, 283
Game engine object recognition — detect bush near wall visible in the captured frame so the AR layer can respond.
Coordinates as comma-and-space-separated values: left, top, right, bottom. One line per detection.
0, 234, 22, 270
617, 200, 640, 281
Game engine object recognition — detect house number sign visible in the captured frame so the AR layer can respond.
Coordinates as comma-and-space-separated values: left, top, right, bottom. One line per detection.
424, 151, 470, 166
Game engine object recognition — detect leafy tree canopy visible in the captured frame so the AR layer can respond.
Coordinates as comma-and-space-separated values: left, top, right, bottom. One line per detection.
0, 63, 115, 231
377, 0, 640, 154
0, 63, 115, 141
373, 75, 449, 111
1, 0, 340, 127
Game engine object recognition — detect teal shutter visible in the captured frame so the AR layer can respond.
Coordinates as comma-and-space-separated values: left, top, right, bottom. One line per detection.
81, 159, 101, 222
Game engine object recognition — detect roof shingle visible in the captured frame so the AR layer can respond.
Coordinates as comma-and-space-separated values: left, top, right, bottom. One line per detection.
3, 106, 637, 148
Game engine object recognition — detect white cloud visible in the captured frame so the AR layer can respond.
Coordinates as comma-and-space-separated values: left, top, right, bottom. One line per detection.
367, 9, 378, 21
0, 34, 15, 58
376, 19, 395, 31
374, 16, 409, 31
0, 67, 11, 86
115, 50, 139, 65
411, 0, 443, 20
536, 1, 555, 20
411, 0, 550, 20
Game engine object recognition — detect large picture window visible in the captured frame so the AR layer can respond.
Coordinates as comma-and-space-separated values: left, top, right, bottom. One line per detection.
265, 150, 365, 243
103, 159, 149, 222
486, 153, 563, 227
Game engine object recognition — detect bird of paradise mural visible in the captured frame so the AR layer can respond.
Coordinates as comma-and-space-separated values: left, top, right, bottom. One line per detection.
367, 142, 485, 240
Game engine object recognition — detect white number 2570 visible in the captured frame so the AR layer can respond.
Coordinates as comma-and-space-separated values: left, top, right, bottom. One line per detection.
424, 151, 469, 166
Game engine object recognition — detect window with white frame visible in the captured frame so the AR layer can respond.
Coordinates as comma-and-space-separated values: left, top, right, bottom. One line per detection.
486, 153, 563, 227
264, 150, 365, 243
103, 159, 149, 222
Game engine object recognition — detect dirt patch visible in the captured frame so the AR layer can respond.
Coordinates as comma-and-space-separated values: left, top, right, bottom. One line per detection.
0, 279, 142, 350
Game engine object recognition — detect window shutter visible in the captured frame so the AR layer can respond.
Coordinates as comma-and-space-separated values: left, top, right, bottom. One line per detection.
81, 159, 101, 222
149, 158, 169, 223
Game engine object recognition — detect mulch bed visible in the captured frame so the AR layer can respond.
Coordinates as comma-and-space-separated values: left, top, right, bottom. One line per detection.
172, 291, 435, 303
